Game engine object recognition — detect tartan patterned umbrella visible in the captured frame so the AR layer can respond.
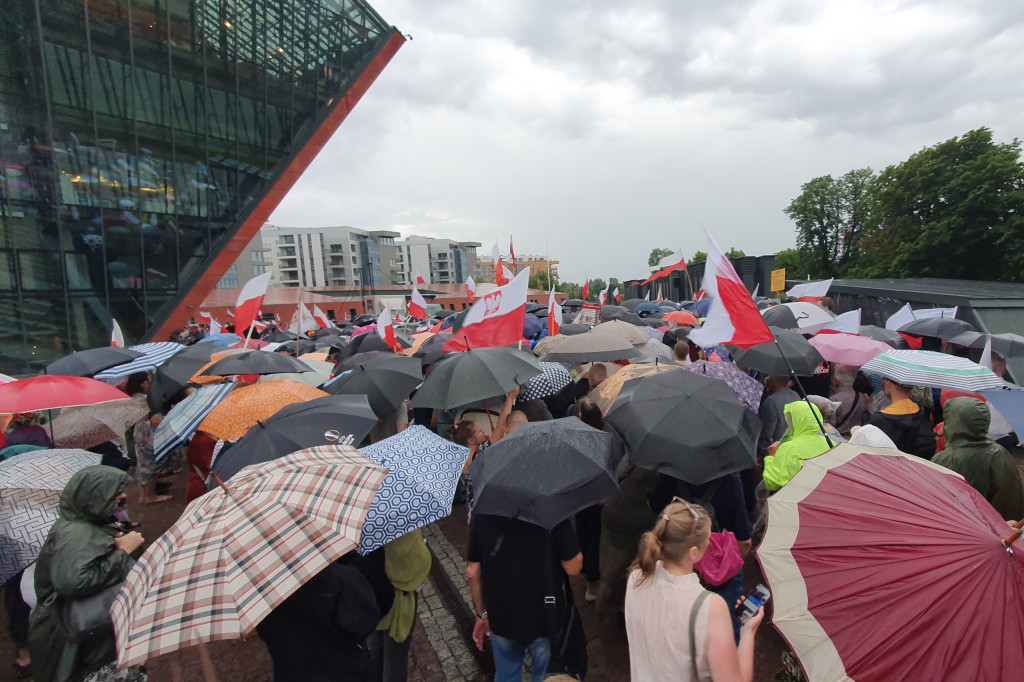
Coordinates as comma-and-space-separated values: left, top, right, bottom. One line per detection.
860, 350, 1004, 392
198, 380, 327, 441
153, 383, 236, 462
111, 444, 387, 668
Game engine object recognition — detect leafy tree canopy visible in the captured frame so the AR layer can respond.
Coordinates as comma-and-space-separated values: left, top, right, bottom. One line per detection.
648, 248, 675, 267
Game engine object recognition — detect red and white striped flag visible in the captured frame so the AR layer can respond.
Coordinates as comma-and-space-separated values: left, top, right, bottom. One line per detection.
547, 287, 561, 336
311, 304, 332, 329
408, 284, 427, 320
376, 306, 401, 351
235, 272, 271, 336
444, 268, 531, 352
111, 319, 125, 348
465, 276, 476, 299
613, 287, 621, 303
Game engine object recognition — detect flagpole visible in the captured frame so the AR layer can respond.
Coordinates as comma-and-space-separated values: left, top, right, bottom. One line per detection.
296, 289, 302, 357
771, 337, 834, 449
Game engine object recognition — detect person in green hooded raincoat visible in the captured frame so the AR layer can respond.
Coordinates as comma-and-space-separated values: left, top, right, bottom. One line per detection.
763, 401, 833, 492
933, 397, 1024, 521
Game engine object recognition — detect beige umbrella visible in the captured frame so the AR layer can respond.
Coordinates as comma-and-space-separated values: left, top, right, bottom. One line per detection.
540, 330, 641, 364
591, 320, 650, 347
50, 395, 149, 449
533, 334, 566, 357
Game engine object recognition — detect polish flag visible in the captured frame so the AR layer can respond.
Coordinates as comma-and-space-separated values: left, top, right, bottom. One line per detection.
376, 306, 401, 351
111, 319, 125, 348
252, 320, 268, 333
492, 241, 507, 287
288, 303, 318, 336
503, 264, 514, 281
465, 276, 477, 299
581, 277, 590, 300
226, 310, 235, 319
786, 278, 833, 300
415, 271, 426, 286
642, 252, 688, 285
547, 287, 561, 336
209, 318, 223, 335
408, 284, 427, 320
509, 237, 516, 269
235, 272, 271, 336
613, 287, 621, 303
444, 268, 531, 352
598, 286, 608, 305
687, 232, 774, 349
199, 311, 213, 321
312, 304, 332, 329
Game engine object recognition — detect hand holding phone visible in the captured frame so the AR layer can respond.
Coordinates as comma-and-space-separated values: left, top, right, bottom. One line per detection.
733, 583, 770, 624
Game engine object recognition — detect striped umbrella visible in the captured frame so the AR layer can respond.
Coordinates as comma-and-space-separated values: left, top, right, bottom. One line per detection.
112, 445, 387, 667
860, 350, 1004, 392
154, 383, 236, 462
94, 342, 186, 381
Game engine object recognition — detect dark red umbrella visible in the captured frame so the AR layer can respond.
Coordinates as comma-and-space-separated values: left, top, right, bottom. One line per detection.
0, 375, 131, 414
759, 444, 1024, 682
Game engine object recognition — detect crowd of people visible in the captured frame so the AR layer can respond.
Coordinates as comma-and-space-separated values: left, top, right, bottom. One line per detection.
4, 292, 1023, 682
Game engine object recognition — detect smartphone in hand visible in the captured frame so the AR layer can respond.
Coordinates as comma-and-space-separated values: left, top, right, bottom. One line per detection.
733, 584, 770, 623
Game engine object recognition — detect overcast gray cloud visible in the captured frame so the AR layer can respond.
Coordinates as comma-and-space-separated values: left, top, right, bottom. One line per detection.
270, 0, 1024, 283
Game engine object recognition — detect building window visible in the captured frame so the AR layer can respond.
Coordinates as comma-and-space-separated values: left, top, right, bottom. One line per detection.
253, 265, 267, 275
252, 250, 265, 262
351, 256, 358, 264
350, 243, 356, 252
280, 235, 294, 245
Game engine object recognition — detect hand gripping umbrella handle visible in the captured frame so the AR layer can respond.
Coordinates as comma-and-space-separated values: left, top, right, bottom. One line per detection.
1002, 518, 1024, 550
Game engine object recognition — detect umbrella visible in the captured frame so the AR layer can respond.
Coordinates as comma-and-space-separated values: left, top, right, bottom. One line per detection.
93, 342, 186, 381
260, 359, 335, 387
518, 362, 573, 402
533, 335, 565, 358
335, 350, 391, 374
559, 324, 589, 336
149, 344, 221, 413
202, 352, 313, 377
153, 383, 236, 462
591, 320, 650, 347
599, 305, 628, 321
762, 305, 798, 329
948, 331, 1024, 358
468, 418, 622, 530
729, 327, 825, 377
683, 360, 765, 413
276, 339, 317, 356
897, 317, 975, 339
758, 444, 1024, 682
606, 370, 760, 485
859, 325, 909, 349
357, 426, 468, 553
263, 330, 297, 343
196, 332, 244, 347
694, 299, 712, 317
860, 350, 1004, 392
112, 445, 387, 668
198, 380, 328, 441
977, 385, 1024, 437
637, 338, 673, 362
212, 395, 378, 482
780, 302, 835, 329
590, 362, 685, 414
50, 397, 149, 450
620, 298, 646, 311
411, 333, 452, 367
608, 311, 651, 327
523, 314, 543, 338
45, 347, 143, 377
634, 302, 661, 315
0, 375, 131, 414
0, 449, 101, 584
410, 347, 542, 410
564, 299, 585, 307
299, 352, 329, 363
662, 310, 700, 326
315, 337, 348, 351
312, 327, 345, 340
322, 355, 422, 418
808, 333, 893, 367
540, 331, 641, 364
337, 331, 411, 359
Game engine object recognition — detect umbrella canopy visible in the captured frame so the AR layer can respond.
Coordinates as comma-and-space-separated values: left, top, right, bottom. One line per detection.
662, 310, 700, 326
808, 333, 893, 367
591, 320, 650, 347
468, 418, 622, 530
315, 337, 348, 351
620, 298, 646, 311
897, 317, 975, 339
533, 335, 565, 358
337, 331, 412, 359
684, 360, 764, 413
858, 325, 909, 349
781, 302, 835, 329
196, 332, 244, 347
0, 375, 131, 414
149, 344, 221, 413
590, 362, 685, 414
202, 351, 313, 377
322, 355, 422, 418
558, 324, 589, 336
335, 350, 391, 374
540, 331, 641, 364
762, 305, 798, 329
357, 426, 468, 553
275, 339, 318, 356
50, 396, 149, 450
599, 305, 628, 321
523, 314, 543, 338
212, 395, 378, 482
977, 385, 1024, 437
634, 302, 661, 314
608, 311, 651, 327
518, 362, 573, 402
260, 359, 334, 387
154, 383, 236, 462
93, 342, 186, 381
729, 328, 825, 377
860, 350, 1004, 392
0, 449, 101, 583
948, 331, 1024, 358
112, 445, 387, 668
263, 330, 297, 343
637, 338, 673, 362
312, 327, 345, 340
45, 347, 143, 377
563, 299, 585, 307
759, 444, 1024, 682
606, 370, 760, 485
410, 347, 541, 410
198, 380, 328, 441
411, 333, 452, 367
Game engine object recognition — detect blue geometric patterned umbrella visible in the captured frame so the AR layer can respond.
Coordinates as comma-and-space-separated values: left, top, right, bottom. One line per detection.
94, 342, 186, 380
357, 425, 468, 554
154, 382, 236, 461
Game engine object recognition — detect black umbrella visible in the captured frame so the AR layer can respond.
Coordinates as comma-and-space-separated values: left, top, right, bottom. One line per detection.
729, 327, 824, 376
599, 305, 628, 321
761, 305, 799, 329
558, 324, 589, 336
608, 311, 648, 326
468, 418, 622, 530
211, 394, 378, 482
410, 347, 541, 410
335, 350, 392, 374
756, 299, 782, 310
148, 344, 221, 412
524, 302, 544, 313
322, 355, 423, 418
275, 339, 317, 356
45, 347, 143, 377
413, 333, 452, 367
337, 332, 412, 359
564, 299, 585, 307
859, 325, 909, 349
315, 337, 349, 351
202, 352, 313, 377
898, 317, 975, 339
620, 298, 646, 311
351, 314, 376, 326
262, 330, 297, 343
313, 327, 345, 340
605, 370, 759, 485
948, 331, 1024, 358
433, 309, 456, 319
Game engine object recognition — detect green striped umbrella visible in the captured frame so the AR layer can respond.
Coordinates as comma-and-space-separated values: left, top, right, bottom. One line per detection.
860, 350, 1003, 392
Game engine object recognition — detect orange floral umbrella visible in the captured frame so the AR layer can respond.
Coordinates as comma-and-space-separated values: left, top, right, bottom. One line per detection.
198, 380, 328, 441
591, 361, 685, 414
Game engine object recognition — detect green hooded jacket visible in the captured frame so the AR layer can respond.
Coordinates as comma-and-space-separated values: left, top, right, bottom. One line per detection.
763, 402, 833, 491
29, 465, 134, 682
933, 397, 1024, 521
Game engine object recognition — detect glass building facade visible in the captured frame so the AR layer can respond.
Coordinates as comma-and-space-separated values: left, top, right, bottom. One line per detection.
0, 0, 398, 374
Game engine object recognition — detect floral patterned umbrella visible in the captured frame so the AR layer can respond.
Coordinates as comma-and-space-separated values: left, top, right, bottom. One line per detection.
684, 360, 764, 413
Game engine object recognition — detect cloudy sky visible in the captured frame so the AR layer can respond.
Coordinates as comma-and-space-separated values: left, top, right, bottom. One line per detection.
270, 0, 1024, 283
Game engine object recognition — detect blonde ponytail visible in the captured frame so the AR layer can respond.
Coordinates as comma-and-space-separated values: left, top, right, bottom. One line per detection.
629, 500, 712, 585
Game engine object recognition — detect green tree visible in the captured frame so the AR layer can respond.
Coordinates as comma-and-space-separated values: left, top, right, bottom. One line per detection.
774, 248, 813, 280
690, 251, 707, 265
586, 277, 606, 302
648, 248, 675, 267
529, 270, 557, 291
724, 247, 747, 259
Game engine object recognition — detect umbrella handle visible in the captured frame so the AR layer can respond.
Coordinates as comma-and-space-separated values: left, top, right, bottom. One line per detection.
192, 464, 231, 495
1002, 518, 1024, 549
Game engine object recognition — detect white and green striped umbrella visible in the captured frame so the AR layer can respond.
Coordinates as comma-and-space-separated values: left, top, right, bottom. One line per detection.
860, 350, 1003, 392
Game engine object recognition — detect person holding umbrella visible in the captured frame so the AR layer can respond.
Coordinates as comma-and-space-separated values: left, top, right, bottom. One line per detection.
762, 402, 833, 492
866, 378, 936, 458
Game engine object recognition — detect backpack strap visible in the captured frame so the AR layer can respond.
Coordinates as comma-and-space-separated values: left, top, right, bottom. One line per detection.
689, 590, 712, 681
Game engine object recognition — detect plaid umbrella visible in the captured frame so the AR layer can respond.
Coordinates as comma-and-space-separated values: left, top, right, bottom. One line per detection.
50, 395, 150, 450
518, 362, 573, 402
199, 380, 328, 442
860, 350, 1004, 392
357, 426, 468, 553
0, 449, 101, 583
93, 342, 186, 381
154, 383, 236, 462
112, 445, 387, 667
683, 360, 764, 413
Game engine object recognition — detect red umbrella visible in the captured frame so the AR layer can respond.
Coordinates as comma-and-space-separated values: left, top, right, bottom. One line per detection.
0, 375, 130, 414
759, 444, 1024, 682
662, 310, 700, 326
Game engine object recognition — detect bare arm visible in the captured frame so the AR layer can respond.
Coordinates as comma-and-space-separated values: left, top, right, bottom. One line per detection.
561, 552, 583, 577
489, 388, 520, 444
706, 594, 762, 682
466, 561, 489, 650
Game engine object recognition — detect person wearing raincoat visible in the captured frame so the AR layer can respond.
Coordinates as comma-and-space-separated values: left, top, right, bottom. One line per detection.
933, 397, 1024, 521
762, 402, 833, 492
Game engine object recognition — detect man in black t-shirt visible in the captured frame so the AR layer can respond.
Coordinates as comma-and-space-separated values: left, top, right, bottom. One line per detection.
466, 515, 582, 682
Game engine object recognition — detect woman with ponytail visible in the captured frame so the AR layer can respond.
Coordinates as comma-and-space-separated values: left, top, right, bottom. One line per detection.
625, 501, 763, 681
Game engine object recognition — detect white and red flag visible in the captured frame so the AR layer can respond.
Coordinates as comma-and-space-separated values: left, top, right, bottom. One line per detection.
687, 232, 774, 349
509, 236, 516, 270
492, 241, 507, 287
598, 286, 608, 305
547, 287, 561, 336
465, 276, 476, 299
502, 264, 514, 281
644, 290, 650, 301
288, 303, 318, 336
415, 270, 426, 286
787, 278, 833, 302
613, 287, 621, 303
208, 318, 223, 335
312, 304, 332, 329
444, 268, 531, 352
235, 272, 271, 336
226, 310, 235, 319
111, 319, 125, 348
408, 284, 427, 320
581, 276, 590, 300
376, 306, 401, 351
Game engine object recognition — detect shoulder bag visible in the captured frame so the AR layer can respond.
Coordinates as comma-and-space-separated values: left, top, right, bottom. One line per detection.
543, 532, 588, 680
